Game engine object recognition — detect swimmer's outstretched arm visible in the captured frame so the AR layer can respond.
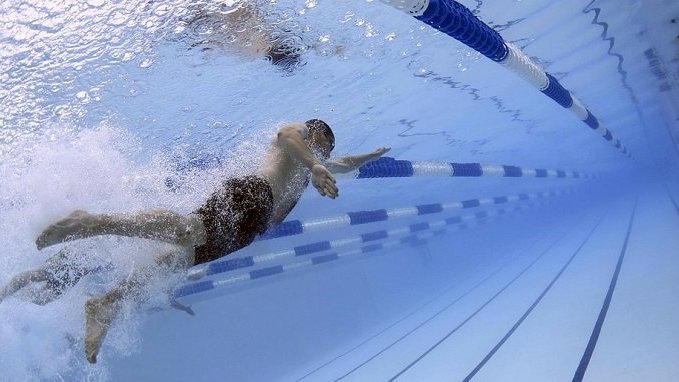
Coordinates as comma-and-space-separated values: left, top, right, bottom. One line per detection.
324, 147, 391, 174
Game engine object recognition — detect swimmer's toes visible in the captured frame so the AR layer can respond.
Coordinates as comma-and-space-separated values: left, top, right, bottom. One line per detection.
35, 235, 48, 250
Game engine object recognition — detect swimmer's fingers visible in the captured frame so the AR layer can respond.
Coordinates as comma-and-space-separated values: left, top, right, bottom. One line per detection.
374, 147, 391, 155
313, 181, 327, 197
315, 184, 326, 197
315, 182, 337, 199
320, 173, 337, 197
323, 179, 338, 199
311, 164, 337, 198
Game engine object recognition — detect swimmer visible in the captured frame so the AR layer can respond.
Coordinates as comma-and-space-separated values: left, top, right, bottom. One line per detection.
0, 249, 110, 306
35, 119, 390, 363
185, 0, 303, 69
185, 0, 344, 70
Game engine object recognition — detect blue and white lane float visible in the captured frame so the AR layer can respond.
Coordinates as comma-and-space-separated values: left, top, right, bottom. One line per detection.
342, 157, 598, 179
177, 223, 465, 299
378, 0, 630, 157
175, 201, 541, 300
258, 187, 577, 241
181, 187, 576, 284
162, 157, 598, 191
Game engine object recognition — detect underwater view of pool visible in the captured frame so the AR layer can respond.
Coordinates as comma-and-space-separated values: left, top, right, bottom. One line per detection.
1, 0, 678, 380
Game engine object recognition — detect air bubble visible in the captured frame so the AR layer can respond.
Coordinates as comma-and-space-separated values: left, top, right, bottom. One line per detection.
139, 58, 153, 68
86, 0, 105, 7
154, 4, 170, 16
121, 52, 135, 61
107, 10, 127, 26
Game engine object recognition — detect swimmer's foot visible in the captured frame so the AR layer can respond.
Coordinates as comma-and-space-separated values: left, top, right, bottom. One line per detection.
36, 210, 104, 250
84, 296, 118, 364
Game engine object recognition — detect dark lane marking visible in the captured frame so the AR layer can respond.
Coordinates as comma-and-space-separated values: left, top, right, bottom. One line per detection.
572, 201, 637, 381
665, 184, 679, 215
462, 211, 608, 382
296, 251, 513, 382
296, 235, 546, 382
384, 216, 593, 382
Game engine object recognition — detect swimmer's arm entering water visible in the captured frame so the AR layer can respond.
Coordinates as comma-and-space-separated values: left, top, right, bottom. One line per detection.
275, 123, 323, 170
265, 123, 339, 199
324, 147, 391, 174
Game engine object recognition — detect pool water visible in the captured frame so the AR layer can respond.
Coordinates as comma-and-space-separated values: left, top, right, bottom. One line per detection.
1, 0, 678, 381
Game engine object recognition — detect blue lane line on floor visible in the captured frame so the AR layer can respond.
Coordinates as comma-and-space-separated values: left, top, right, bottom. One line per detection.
300, 220, 584, 381
665, 184, 679, 215
462, 211, 608, 382
383, 217, 590, 382
330, 239, 537, 382
572, 201, 637, 382
299, 240, 525, 382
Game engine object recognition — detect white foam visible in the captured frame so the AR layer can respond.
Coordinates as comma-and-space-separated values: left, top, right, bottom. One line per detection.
0, 123, 223, 378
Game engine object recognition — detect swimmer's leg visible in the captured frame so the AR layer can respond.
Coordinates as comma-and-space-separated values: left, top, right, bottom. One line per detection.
39, 251, 97, 305
84, 248, 194, 364
30, 285, 59, 306
36, 209, 206, 250
0, 269, 50, 305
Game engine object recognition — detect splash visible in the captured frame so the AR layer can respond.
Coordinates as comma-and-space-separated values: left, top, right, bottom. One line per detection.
0, 123, 239, 379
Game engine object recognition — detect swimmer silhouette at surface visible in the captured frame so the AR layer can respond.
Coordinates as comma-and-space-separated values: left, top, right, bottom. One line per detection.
182, 0, 346, 71
183, 0, 304, 69
35, 120, 390, 363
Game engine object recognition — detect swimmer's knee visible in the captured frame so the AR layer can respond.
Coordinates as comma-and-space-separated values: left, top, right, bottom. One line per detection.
179, 214, 207, 247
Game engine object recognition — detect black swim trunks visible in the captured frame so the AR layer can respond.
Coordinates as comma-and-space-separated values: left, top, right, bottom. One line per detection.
193, 175, 274, 265
45, 263, 91, 297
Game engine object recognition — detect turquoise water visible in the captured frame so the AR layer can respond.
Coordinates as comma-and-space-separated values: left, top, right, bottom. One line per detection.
1, 0, 678, 381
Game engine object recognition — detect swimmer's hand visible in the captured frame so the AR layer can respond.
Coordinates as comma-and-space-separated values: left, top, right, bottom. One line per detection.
369, 147, 390, 160
311, 164, 338, 199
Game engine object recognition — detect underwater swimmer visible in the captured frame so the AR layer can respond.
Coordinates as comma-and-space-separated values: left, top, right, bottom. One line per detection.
34, 120, 389, 363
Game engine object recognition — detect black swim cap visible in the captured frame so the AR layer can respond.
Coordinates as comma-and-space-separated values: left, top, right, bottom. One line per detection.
305, 119, 335, 150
